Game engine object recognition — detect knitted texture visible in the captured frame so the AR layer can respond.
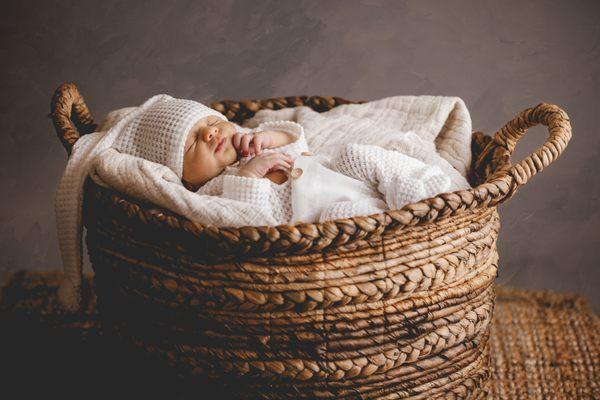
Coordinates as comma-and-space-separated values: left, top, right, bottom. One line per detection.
332, 143, 452, 210
222, 175, 272, 210
113, 96, 226, 178
200, 173, 294, 224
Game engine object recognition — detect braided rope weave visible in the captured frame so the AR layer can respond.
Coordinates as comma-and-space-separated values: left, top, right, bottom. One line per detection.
50, 83, 571, 398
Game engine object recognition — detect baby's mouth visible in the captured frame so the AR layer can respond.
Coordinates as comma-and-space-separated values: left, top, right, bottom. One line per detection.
214, 137, 226, 153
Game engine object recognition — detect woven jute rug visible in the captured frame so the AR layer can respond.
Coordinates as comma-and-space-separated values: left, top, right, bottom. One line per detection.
0, 271, 598, 399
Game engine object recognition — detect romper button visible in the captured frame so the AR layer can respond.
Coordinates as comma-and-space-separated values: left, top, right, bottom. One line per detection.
290, 168, 303, 178
301, 151, 314, 156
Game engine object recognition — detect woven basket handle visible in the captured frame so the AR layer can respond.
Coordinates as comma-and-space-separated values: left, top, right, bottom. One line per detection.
481, 103, 571, 206
50, 82, 98, 154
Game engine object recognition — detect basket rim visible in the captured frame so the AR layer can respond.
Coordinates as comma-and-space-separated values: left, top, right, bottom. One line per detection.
82, 128, 494, 255
51, 83, 571, 253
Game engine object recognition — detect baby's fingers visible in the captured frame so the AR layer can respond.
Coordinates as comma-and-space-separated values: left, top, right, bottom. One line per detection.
233, 133, 244, 150
278, 153, 293, 165
253, 136, 266, 154
240, 134, 254, 154
272, 156, 291, 170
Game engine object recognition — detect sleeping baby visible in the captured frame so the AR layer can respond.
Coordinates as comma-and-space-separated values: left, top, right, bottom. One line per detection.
109, 94, 451, 225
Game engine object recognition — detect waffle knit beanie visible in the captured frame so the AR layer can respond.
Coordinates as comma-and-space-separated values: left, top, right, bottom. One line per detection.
113, 95, 227, 178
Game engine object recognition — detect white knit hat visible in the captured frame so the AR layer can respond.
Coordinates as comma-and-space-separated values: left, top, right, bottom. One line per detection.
55, 94, 227, 312
113, 95, 227, 177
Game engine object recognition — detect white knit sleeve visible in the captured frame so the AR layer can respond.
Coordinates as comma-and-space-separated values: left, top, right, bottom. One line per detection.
221, 175, 273, 212
252, 120, 309, 159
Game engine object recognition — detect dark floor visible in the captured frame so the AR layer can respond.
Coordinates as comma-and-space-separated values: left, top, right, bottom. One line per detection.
1, 315, 232, 399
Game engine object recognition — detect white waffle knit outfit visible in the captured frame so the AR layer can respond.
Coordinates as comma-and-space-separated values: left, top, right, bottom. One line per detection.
198, 120, 451, 225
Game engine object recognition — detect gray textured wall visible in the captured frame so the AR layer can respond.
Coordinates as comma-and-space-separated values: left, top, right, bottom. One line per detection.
1, 0, 598, 310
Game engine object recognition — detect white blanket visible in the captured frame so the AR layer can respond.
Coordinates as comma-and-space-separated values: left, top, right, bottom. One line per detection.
92, 95, 472, 228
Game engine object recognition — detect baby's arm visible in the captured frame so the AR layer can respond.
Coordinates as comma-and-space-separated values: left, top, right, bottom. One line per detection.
235, 130, 295, 157
245, 121, 310, 159
261, 129, 296, 149
219, 147, 296, 218
194, 163, 279, 215
221, 175, 274, 213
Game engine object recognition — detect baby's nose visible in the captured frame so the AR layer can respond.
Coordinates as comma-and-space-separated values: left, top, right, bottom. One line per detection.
202, 125, 219, 141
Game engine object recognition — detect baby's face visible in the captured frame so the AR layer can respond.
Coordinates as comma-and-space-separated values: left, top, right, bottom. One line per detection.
182, 115, 238, 189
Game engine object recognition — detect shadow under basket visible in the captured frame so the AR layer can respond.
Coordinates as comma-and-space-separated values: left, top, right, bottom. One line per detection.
50, 82, 571, 399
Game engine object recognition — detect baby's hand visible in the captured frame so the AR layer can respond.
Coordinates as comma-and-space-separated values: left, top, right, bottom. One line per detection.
233, 131, 272, 157
237, 152, 292, 179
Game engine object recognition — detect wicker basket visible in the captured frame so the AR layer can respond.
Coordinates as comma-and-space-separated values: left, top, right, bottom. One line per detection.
50, 82, 571, 399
